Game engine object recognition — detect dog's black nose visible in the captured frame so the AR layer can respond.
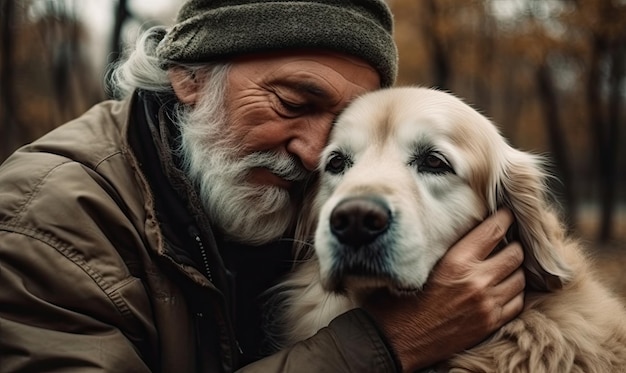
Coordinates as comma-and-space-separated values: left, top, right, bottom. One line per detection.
330, 196, 390, 248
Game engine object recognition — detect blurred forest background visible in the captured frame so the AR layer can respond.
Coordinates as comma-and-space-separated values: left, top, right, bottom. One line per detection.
0, 0, 625, 251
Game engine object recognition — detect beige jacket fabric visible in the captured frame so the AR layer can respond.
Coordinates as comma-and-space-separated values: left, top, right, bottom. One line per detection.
0, 95, 398, 372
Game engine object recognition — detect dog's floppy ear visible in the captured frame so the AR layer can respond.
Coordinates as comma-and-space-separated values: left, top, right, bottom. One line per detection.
493, 148, 572, 291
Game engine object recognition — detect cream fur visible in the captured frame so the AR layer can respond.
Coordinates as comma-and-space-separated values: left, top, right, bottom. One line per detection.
270, 87, 626, 371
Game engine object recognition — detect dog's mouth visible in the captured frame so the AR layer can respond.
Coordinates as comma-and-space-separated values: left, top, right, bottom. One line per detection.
323, 270, 422, 299
319, 195, 424, 298
393, 284, 422, 295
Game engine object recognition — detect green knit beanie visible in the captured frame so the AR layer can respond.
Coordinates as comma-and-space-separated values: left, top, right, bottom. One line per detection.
156, 0, 398, 87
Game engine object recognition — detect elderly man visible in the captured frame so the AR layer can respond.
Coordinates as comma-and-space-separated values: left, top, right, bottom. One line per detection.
0, 0, 525, 372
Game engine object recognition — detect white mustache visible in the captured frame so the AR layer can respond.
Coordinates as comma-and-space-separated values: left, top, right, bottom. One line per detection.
243, 152, 309, 182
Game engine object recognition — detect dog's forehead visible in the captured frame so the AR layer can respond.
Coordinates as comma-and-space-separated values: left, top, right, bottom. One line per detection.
332, 87, 494, 153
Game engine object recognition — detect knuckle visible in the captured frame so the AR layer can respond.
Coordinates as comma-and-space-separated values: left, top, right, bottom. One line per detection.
476, 296, 494, 316
497, 242, 524, 269
482, 210, 513, 239
476, 298, 500, 330
465, 283, 505, 330
468, 279, 486, 294
465, 277, 491, 303
435, 255, 472, 280
486, 219, 508, 240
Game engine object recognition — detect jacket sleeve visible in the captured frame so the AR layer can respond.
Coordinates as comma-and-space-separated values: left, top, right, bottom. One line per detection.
239, 309, 400, 373
0, 230, 156, 373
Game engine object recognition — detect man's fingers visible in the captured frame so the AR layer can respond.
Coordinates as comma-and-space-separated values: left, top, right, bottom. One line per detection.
494, 266, 526, 300
450, 208, 515, 261
491, 266, 525, 326
498, 288, 525, 326
486, 241, 525, 284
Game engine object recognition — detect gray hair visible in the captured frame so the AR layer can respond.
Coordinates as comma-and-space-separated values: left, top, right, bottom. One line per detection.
107, 26, 229, 100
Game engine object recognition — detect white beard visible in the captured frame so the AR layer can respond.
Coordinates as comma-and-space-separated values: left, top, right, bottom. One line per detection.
175, 73, 308, 245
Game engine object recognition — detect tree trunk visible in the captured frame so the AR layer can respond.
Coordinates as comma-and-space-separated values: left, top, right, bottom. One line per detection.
0, 0, 15, 161
109, 0, 129, 66
598, 40, 624, 242
536, 62, 576, 225
424, 0, 451, 90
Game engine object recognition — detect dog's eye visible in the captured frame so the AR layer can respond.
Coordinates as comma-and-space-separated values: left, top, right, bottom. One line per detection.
413, 152, 454, 175
325, 152, 350, 174
425, 155, 443, 168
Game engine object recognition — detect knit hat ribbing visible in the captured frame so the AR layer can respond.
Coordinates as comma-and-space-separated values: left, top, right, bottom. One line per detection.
156, 0, 398, 87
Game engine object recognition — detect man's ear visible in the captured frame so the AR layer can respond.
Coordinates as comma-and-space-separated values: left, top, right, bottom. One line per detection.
168, 68, 201, 105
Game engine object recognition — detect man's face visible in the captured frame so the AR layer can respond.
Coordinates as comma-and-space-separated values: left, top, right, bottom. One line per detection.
224, 51, 380, 183
175, 51, 380, 244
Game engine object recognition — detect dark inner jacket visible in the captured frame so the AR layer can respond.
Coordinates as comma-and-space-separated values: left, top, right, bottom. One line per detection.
130, 90, 295, 366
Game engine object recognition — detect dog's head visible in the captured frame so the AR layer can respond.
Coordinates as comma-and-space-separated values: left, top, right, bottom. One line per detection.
310, 87, 571, 300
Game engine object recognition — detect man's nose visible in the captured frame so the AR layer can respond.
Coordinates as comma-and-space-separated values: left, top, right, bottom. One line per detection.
286, 124, 330, 171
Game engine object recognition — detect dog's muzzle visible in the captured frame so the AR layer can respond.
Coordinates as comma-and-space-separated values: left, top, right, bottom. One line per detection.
322, 195, 398, 293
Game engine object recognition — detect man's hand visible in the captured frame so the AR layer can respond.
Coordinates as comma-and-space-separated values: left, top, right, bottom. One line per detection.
363, 209, 525, 372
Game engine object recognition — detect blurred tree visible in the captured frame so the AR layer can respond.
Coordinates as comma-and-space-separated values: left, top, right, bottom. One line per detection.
0, 0, 103, 161
571, 0, 626, 241
109, 0, 130, 67
498, 0, 579, 222
0, 0, 16, 160
389, 0, 625, 241
1, 0, 623, 242
37, 1, 96, 122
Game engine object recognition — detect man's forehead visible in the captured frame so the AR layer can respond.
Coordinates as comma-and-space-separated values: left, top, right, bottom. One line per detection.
232, 50, 380, 88
230, 52, 379, 96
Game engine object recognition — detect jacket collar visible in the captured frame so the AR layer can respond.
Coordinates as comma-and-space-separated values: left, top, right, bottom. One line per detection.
128, 90, 230, 290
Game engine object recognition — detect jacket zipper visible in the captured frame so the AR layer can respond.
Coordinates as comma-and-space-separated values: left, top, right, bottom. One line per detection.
188, 225, 213, 283
188, 226, 244, 360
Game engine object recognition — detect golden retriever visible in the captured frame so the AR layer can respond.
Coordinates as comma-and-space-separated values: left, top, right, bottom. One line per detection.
270, 87, 626, 372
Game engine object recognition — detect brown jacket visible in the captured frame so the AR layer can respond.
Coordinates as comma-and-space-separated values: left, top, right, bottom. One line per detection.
0, 94, 398, 372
